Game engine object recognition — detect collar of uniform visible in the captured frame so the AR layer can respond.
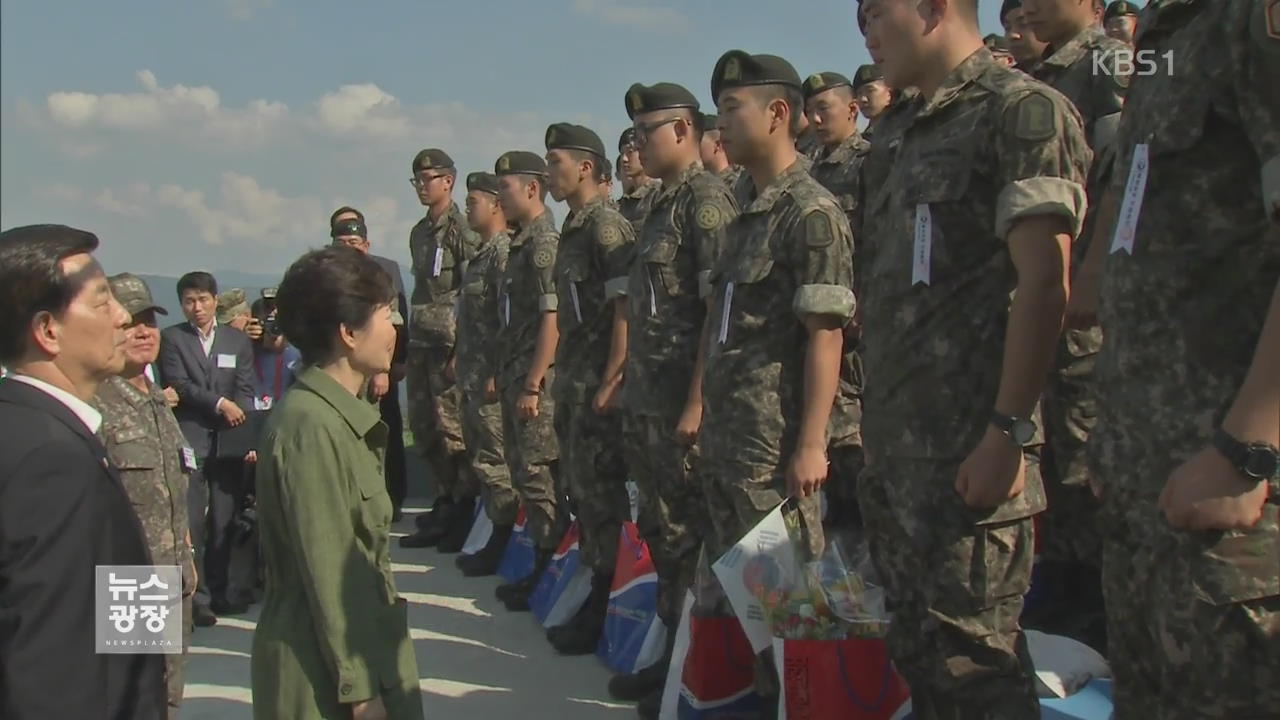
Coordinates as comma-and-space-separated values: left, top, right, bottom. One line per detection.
817, 132, 869, 165
652, 163, 705, 207
100, 374, 157, 408
1040, 26, 1108, 71
742, 159, 809, 214
426, 202, 461, 233
512, 209, 554, 248
623, 179, 660, 200
917, 47, 997, 120
1135, 0, 1198, 45
564, 195, 608, 233
293, 365, 382, 438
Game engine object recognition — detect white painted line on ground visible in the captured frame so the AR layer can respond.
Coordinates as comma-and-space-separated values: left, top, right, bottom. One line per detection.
410, 628, 526, 659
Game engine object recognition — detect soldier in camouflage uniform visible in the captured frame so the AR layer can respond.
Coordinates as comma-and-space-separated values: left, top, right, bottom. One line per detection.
855, 0, 1091, 715
450, 173, 518, 570
618, 128, 662, 234
697, 113, 743, 190
609, 82, 739, 706
802, 71, 871, 531
852, 64, 894, 140
539, 123, 636, 655
96, 273, 196, 720
1089, 3, 1280, 717
1101, 0, 1138, 45
490, 150, 563, 611
1020, 0, 1131, 652
401, 148, 482, 549
1002, 1, 1049, 74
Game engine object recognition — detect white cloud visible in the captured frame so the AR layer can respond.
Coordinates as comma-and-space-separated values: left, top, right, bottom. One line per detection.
314, 84, 412, 141
571, 0, 689, 32
225, 0, 272, 21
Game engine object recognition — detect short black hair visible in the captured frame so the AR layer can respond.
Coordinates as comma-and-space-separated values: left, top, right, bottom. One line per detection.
749, 84, 805, 137
276, 245, 395, 366
599, 156, 613, 184
0, 224, 101, 365
177, 271, 218, 299
568, 149, 608, 184
330, 206, 364, 228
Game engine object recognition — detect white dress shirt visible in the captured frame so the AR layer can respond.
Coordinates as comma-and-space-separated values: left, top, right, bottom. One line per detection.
195, 320, 217, 357
8, 373, 103, 435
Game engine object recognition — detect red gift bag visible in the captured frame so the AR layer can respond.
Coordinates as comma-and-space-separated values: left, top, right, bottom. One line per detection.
677, 612, 762, 718
777, 636, 910, 720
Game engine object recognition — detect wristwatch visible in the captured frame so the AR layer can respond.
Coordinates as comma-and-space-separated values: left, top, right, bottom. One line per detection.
1212, 427, 1280, 482
991, 411, 1037, 446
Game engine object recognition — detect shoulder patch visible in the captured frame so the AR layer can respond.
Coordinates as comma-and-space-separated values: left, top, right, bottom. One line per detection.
804, 210, 836, 249
1010, 92, 1058, 142
533, 247, 555, 269
599, 223, 623, 248
696, 203, 724, 231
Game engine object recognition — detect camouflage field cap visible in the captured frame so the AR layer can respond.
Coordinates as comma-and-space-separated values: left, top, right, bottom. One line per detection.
108, 272, 167, 317
216, 288, 251, 323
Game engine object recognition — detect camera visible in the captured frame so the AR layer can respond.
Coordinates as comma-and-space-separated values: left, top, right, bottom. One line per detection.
264, 316, 281, 336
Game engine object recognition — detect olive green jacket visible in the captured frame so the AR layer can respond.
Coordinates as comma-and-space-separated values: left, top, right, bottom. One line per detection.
251, 366, 422, 720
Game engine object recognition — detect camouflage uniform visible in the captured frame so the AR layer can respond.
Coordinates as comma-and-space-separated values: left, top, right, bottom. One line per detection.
622, 163, 737, 624
95, 375, 194, 719
493, 209, 562, 550
854, 49, 1090, 718
618, 179, 661, 236
717, 165, 744, 191
809, 131, 872, 530
457, 230, 518, 526
701, 160, 856, 564
407, 202, 480, 502
1091, 3, 1280, 717
552, 197, 635, 574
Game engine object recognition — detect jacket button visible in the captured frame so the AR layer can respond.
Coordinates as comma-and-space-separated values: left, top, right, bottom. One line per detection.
341, 683, 352, 695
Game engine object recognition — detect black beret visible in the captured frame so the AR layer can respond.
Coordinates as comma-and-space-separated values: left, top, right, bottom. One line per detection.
412, 148, 454, 173
852, 64, 883, 90
618, 127, 637, 152
495, 151, 547, 177
625, 82, 700, 120
466, 172, 499, 195
802, 72, 853, 100
856, 3, 868, 35
545, 123, 606, 159
1104, 0, 1140, 20
1000, 0, 1022, 18
710, 50, 802, 103
701, 112, 719, 129
984, 34, 1011, 53
331, 217, 367, 239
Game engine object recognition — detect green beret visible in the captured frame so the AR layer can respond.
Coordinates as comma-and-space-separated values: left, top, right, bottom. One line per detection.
412, 148, 454, 173
802, 71, 853, 100
710, 49, 802, 103
624, 82, 699, 120
495, 151, 547, 177
467, 172, 500, 195
545, 123, 607, 158
984, 34, 1011, 53
852, 64, 883, 90
1104, 0, 1139, 20
701, 112, 719, 130
1000, 0, 1022, 19
618, 127, 638, 152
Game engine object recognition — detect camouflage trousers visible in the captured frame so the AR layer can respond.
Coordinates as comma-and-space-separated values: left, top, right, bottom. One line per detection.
499, 375, 561, 550
406, 346, 472, 501
699, 459, 824, 566
1098, 483, 1280, 720
857, 457, 1041, 720
1040, 330, 1102, 564
554, 401, 629, 574
623, 413, 704, 625
461, 390, 518, 526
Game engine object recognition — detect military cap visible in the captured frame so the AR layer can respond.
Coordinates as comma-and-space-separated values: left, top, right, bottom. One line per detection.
618, 128, 638, 152
331, 217, 367, 239
624, 82, 700, 120
467, 171, 500, 195
852, 64, 883, 90
216, 288, 251, 324
701, 112, 719, 129
1000, 0, 1022, 19
495, 150, 547, 177
1104, 0, 1139, 20
802, 71, 853, 100
107, 272, 167, 317
984, 34, 1011, 53
711, 50, 802, 102
545, 123, 607, 159
412, 148, 454, 173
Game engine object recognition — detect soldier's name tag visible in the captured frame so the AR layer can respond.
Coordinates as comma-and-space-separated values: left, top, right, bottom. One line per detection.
718, 281, 735, 344
647, 272, 658, 317
432, 247, 444, 278
912, 203, 932, 286
1110, 143, 1150, 255
570, 282, 583, 323
216, 353, 236, 369
502, 293, 511, 327
181, 447, 197, 472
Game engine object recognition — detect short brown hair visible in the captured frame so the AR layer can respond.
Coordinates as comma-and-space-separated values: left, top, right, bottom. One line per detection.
276, 245, 395, 365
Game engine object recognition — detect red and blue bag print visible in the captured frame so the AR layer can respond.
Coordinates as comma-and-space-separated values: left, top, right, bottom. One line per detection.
676, 612, 762, 719
597, 521, 665, 674
496, 505, 535, 583
531, 521, 591, 627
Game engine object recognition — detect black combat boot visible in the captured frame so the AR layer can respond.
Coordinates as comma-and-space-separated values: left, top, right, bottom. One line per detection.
549, 571, 612, 655
436, 496, 477, 554
608, 626, 675, 700
501, 547, 555, 612
414, 496, 451, 530
456, 523, 513, 577
636, 685, 662, 719
399, 498, 455, 548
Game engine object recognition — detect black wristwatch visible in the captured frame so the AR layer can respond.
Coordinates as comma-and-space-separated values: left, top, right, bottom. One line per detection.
1212, 427, 1280, 482
991, 411, 1037, 446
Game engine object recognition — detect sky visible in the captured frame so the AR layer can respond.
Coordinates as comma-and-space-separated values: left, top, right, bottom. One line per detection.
1, 0, 1013, 280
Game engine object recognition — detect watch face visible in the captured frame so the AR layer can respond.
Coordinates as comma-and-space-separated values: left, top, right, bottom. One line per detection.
1012, 419, 1036, 445
1244, 447, 1280, 480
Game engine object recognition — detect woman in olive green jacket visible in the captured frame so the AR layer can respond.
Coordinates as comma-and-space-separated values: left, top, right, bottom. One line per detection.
252, 246, 422, 720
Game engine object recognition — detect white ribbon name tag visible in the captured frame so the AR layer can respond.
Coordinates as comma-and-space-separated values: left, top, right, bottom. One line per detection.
502, 293, 511, 327
570, 282, 583, 323
912, 203, 932, 286
1110, 143, 1150, 255
718, 281, 735, 344
432, 247, 444, 277
648, 273, 658, 317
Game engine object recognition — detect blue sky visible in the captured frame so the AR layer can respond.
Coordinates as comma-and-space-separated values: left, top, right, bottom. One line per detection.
1, 0, 1013, 278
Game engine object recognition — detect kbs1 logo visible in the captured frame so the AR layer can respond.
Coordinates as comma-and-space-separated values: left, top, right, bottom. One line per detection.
1094, 49, 1175, 79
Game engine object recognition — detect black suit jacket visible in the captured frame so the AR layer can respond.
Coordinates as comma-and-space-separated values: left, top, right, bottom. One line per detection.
158, 322, 255, 459
0, 379, 167, 720
371, 253, 409, 364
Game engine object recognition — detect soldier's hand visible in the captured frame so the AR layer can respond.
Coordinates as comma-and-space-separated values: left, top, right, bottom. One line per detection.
955, 427, 1026, 509
1065, 265, 1101, 330
786, 444, 829, 499
484, 377, 498, 403
592, 378, 622, 415
369, 373, 390, 401
1158, 445, 1268, 531
517, 390, 540, 420
221, 400, 247, 427
163, 386, 180, 407
445, 355, 457, 383
350, 696, 387, 720
674, 402, 702, 446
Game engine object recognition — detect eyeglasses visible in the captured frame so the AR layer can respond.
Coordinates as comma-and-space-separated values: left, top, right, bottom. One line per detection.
409, 174, 448, 189
631, 117, 682, 145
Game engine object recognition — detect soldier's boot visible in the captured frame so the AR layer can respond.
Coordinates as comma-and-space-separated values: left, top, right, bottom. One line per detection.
608, 626, 675, 700
549, 572, 612, 655
436, 496, 477, 554
456, 523, 513, 577
414, 496, 450, 530
501, 548, 554, 612
399, 498, 456, 548
636, 685, 662, 719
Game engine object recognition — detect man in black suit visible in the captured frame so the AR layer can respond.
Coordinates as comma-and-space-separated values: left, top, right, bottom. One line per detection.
0, 224, 167, 720
159, 271, 255, 623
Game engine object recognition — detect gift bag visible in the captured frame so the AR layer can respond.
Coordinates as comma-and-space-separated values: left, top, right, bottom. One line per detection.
774, 636, 910, 720
711, 503, 798, 652
496, 506, 535, 583
530, 521, 592, 627
460, 500, 493, 557
597, 521, 666, 674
